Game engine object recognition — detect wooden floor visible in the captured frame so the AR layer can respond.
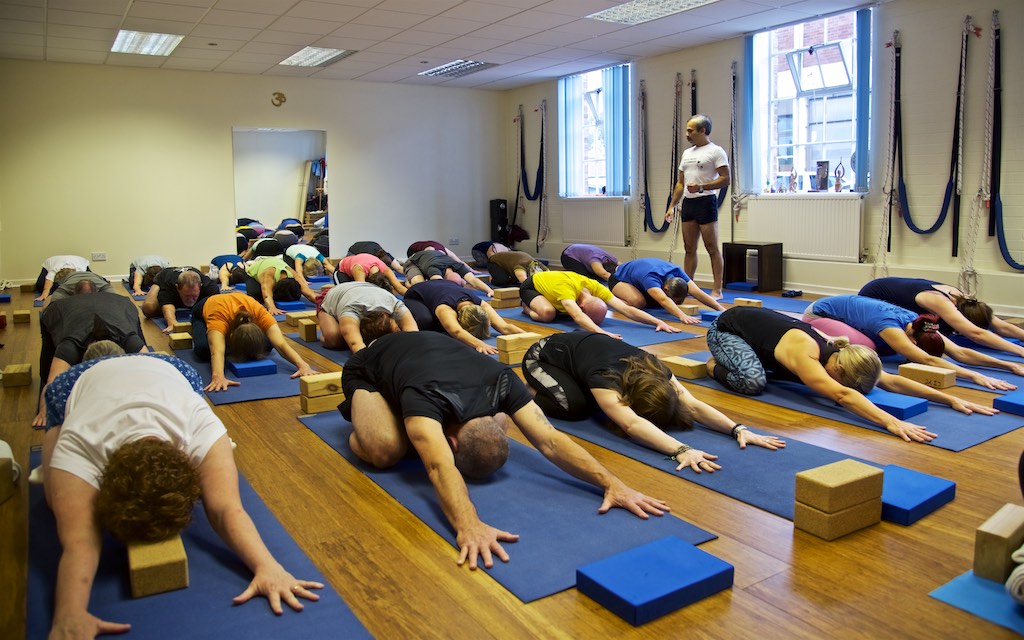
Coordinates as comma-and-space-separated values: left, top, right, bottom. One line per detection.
2, 285, 1021, 639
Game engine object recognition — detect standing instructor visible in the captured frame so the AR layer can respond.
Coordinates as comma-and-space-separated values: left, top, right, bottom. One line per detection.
664, 114, 730, 300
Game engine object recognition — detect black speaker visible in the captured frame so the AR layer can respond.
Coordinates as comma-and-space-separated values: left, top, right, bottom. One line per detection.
489, 199, 508, 243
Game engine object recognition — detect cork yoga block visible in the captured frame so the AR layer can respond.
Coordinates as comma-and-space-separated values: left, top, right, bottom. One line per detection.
286, 310, 317, 326
300, 371, 344, 398
298, 318, 319, 342
492, 287, 521, 300
13, 310, 31, 324
2, 363, 32, 388
795, 459, 884, 514
496, 332, 542, 352
168, 332, 193, 350
488, 297, 521, 309
897, 363, 955, 389
678, 304, 700, 316
171, 321, 192, 335
794, 498, 882, 541
660, 356, 707, 380
733, 298, 762, 308
499, 349, 528, 365
127, 535, 189, 598
300, 392, 346, 414
974, 503, 1024, 582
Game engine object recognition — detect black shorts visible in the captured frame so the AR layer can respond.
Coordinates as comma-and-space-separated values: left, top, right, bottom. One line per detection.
518, 275, 544, 306
680, 195, 719, 225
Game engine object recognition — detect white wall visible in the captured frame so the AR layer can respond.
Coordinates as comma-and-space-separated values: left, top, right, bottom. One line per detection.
0, 60, 505, 281
501, 0, 1023, 315
232, 129, 325, 223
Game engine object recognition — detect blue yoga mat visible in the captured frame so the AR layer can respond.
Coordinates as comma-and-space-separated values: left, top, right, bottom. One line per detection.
298, 412, 716, 603
549, 416, 859, 520
683, 351, 1023, 452
930, 571, 1024, 635
27, 450, 370, 640
548, 416, 954, 523
879, 354, 1024, 395
703, 289, 812, 313
283, 332, 351, 367
121, 280, 147, 300
33, 298, 43, 307
149, 308, 194, 330
495, 307, 700, 347
172, 348, 301, 405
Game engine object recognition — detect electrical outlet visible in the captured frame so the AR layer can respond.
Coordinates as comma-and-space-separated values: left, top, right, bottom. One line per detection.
91, 251, 107, 261
448, 237, 460, 246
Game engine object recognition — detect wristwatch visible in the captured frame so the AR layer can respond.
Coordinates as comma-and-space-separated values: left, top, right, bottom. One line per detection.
698, 185, 704, 193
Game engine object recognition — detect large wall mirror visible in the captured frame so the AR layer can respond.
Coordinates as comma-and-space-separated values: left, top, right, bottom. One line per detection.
232, 128, 327, 241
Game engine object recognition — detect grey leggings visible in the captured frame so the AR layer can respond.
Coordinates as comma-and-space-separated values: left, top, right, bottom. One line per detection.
705, 320, 768, 395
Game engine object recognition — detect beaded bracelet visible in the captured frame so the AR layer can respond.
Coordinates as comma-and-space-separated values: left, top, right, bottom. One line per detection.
666, 444, 692, 460
731, 424, 749, 439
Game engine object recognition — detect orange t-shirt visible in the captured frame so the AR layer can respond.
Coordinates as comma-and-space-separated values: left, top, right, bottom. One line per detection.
202, 293, 277, 335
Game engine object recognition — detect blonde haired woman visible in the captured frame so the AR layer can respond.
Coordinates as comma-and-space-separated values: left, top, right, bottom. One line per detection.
705, 307, 995, 443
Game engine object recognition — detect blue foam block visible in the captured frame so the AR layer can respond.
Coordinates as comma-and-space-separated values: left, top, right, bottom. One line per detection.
233, 282, 247, 291
307, 275, 332, 283
993, 391, 1024, 416
275, 299, 307, 311
576, 536, 733, 626
881, 465, 956, 525
725, 281, 757, 291
700, 310, 722, 322
863, 388, 928, 420
0, 293, 10, 303
227, 359, 277, 377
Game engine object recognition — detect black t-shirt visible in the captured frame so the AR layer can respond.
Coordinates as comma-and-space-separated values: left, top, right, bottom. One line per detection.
154, 267, 219, 308
536, 331, 650, 394
715, 306, 838, 383
340, 332, 533, 424
404, 280, 481, 315
408, 250, 469, 277
41, 293, 145, 364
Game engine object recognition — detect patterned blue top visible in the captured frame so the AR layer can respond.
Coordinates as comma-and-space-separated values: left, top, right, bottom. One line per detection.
45, 353, 204, 430
811, 294, 918, 355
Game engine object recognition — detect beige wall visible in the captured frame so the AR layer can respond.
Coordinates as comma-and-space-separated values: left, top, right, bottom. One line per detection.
1, 0, 1020, 313
0, 60, 504, 280
503, 0, 1023, 315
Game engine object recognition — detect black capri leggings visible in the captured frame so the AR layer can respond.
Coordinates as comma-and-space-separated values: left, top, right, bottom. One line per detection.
521, 337, 591, 420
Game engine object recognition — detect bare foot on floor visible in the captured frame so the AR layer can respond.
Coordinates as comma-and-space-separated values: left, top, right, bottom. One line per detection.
711, 290, 724, 300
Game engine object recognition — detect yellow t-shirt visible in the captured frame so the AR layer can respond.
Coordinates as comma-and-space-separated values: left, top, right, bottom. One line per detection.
532, 271, 613, 313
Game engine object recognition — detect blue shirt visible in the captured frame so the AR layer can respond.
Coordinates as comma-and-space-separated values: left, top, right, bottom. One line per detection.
615, 258, 690, 292
811, 295, 917, 355
210, 254, 245, 269
45, 353, 204, 430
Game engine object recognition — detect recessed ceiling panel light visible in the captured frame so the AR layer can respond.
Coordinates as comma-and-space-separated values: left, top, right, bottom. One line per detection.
418, 60, 497, 78
279, 47, 356, 67
588, 0, 722, 26
111, 30, 184, 56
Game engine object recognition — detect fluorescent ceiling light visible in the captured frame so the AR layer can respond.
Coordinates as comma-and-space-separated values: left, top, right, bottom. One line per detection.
111, 30, 184, 56
418, 60, 497, 78
280, 47, 355, 67
588, 0, 722, 26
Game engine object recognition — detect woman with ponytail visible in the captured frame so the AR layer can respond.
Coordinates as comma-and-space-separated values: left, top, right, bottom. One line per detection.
705, 307, 996, 443
805, 295, 1023, 390
191, 293, 315, 392
521, 331, 785, 474
859, 277, 1024, 358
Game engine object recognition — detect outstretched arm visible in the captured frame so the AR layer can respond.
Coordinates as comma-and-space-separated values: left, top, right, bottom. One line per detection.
606, 296, 680, 333
131, 270, 145, 296
259, 269, 283, 316
463, 273, 493, 297
481, 301, 524, 335
647, 286, 700, 325
593, 387, 720, 473
882, 327, 1018, 390
437, 305, 494, 354
204, 330, 240, 392
563, 298, 618, 338
687, 280, 726, 311
267, 324, 316, 378
671, 380, 785, 450
925, 295, 1024, 357
513, 401, 669, 516
406, 415, 519, 569
877, 371, 996, 416
200, 436, 323, 613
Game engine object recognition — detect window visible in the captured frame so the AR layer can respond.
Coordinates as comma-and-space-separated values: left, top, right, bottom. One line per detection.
558, 64, 631, 197
747, 9, 870, 193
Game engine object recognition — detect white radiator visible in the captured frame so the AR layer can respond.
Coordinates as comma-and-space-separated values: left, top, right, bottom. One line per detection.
561, 197, 628, 246
747, 194, 863, 262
